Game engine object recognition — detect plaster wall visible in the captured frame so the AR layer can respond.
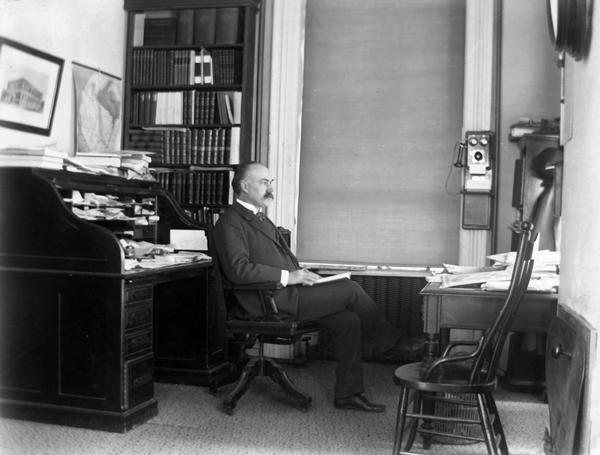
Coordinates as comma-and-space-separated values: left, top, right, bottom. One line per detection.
0, 0, 126, 154
559, 4, 600, 449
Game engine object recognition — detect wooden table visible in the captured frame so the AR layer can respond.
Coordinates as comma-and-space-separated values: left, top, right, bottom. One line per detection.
420, 282, 558, 363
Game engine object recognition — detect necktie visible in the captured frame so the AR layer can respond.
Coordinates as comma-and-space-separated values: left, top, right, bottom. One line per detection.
256, 211, 266, 222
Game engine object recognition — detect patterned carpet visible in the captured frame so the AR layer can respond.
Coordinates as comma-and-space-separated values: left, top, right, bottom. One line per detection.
0, 360, 548, 455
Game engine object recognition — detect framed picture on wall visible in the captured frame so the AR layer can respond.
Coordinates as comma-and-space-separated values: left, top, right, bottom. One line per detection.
0, 37, 64, 136
72, 62, 122, 155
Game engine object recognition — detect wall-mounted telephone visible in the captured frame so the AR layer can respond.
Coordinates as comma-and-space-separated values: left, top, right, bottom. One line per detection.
464, 131, 493, 192
461, 131, 495, 230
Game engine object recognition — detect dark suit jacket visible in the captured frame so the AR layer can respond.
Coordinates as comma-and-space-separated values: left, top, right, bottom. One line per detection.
213, 202, 301, 319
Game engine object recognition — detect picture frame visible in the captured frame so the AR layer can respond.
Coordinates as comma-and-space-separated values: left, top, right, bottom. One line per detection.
72, 61, 122, 155
0, 37, 64, 136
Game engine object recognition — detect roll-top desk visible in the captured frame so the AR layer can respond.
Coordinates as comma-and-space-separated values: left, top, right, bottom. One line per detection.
0, 168, 228, 432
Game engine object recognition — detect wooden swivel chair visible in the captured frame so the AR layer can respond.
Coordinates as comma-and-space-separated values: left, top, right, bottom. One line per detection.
209, 231, 319, 415
392, 222, 536, 455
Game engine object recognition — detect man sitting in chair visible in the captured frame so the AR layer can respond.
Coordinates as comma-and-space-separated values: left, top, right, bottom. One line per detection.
213, 162, 422, 413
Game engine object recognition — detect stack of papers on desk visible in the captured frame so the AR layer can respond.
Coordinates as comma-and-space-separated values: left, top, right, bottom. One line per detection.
437, 268, 512, 288
64, 151, 155, 180
428, 250, 560, 292
0, 145, 67, 170
120, 238, 211, 270
481, 274, 559, 292
488, 250, 560, 271
124, 252, 211, 270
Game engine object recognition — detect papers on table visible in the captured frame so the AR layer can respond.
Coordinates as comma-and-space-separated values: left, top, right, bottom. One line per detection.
121, 238, 211, 271
124, 252, 211, 271
0, 145, 68, 170
488, 249, 560, 267
481, 274, 559, 292
64, 151, 154, 180
443, 264, 504, 274
0, 145, 154, 180
438, 269, 512, 288
428, 249, 560, 292
120, 239, 175, 258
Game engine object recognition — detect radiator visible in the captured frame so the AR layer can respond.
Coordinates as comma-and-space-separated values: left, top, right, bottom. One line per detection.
351, 274, 426, 339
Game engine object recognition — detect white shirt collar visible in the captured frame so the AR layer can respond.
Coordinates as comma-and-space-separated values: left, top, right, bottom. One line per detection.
237, 198, 260, 215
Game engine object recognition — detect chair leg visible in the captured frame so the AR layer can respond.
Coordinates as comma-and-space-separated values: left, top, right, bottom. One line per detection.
476, 392, 500, 455
404, 391, 422, 452
486, 391, 509, 455
392, 386, 411, 455
223, 357, 260, 415
264, 358, 312, 410
420, 392, 435, 450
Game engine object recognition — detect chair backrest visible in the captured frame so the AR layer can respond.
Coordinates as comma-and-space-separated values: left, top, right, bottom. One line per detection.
207, 227, 246, 318
208, 227, 282, 322
469, 222, 537, 384
206, 228, 233, 336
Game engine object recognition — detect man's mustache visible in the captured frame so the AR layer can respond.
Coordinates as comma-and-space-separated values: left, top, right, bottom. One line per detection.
263, 191, 274, 199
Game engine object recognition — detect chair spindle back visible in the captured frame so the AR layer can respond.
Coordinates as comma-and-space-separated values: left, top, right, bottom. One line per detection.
469, 222, 537, 384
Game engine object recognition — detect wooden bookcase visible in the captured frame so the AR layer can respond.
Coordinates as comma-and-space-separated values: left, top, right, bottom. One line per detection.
123, 0, 260, 225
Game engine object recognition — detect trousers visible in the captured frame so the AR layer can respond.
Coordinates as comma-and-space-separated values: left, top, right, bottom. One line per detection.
294, 278, 400, 398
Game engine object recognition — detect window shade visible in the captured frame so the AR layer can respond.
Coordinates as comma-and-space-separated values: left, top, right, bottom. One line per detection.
297, 0, 466, 266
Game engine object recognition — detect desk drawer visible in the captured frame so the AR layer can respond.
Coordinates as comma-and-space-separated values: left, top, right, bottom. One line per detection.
125, 303, 152, 332
124, 354, 154, 409
125, 329, 152, 358
439, 296, 555, 332
125, 285, 153, 304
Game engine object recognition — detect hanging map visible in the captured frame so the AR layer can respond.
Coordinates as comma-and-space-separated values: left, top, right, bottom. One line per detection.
72, 62, 121, 154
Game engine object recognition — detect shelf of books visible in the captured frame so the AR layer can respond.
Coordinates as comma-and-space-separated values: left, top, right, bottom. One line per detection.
123, 1, 259, 225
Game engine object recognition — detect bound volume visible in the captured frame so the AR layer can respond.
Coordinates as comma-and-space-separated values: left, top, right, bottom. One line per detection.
177, 9, 195, 45
193, 8, 217, 45
215, 8, 241, 44
144, 12, 178, 46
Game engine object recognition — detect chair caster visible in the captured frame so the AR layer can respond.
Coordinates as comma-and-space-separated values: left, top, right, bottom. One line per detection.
299, 397, 312, 412
223, 399, 236, 415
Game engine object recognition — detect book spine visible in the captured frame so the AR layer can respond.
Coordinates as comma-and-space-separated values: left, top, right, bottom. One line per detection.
193, 8, 217, 45
194, 50, 203, 85
208, 91, 216, 124
133, 13, 146, 47
177, 9, 194, 46
215, 8, 241, 45
144, 16, 177, 46
202, 50, 213, 85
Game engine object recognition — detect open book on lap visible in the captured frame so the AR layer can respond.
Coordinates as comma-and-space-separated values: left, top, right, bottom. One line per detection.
314, 271, 351, 284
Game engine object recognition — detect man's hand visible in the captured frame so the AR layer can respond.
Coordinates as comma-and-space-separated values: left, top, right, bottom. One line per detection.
288, 268, 322, 286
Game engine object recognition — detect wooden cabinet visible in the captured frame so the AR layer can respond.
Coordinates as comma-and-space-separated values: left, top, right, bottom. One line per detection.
122, 0, 261, 225
0, 168, 228, 432
545, 306, 595, 455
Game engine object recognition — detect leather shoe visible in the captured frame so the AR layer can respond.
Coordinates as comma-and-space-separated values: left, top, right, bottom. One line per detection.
333, 393, 386, 413
376, 337, 424, 363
